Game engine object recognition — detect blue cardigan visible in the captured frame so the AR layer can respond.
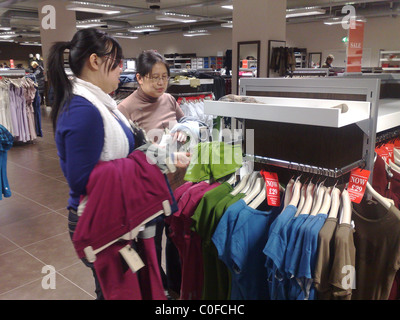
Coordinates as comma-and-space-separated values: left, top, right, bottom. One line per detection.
56, 95, 135, 210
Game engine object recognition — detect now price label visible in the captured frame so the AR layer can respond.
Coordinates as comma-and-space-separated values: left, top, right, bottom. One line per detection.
348, 168, 370, 204
262, 171, 280, 207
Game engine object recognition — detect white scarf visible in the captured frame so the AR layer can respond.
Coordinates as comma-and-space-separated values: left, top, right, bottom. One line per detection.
73, 77, 130, 161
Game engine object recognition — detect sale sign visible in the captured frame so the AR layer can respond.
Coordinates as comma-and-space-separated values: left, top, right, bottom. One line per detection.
261, 171, 280, 207
348, 168, 370, 203
346, 21, 365, 73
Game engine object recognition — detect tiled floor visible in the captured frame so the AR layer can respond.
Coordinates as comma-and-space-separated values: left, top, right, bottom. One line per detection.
0, 108, 96, 300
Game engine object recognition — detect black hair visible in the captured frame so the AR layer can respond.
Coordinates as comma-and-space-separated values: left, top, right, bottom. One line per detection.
136, 50, 170, 78
47, 28, 123, 131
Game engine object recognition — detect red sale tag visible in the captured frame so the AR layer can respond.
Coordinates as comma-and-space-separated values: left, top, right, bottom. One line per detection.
375, 146, 389, 164
261, 171, 281, 207
394, 139, 400, 149
385, 144, 394, 163
348, 168, 371, 204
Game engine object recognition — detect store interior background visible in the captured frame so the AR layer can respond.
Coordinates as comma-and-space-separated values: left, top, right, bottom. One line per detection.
0, 0, 399, 74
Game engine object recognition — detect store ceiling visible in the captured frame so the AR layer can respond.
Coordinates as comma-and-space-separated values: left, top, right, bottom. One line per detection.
0, 0, 399, 45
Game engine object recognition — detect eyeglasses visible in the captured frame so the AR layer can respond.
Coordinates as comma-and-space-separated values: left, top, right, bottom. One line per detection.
145, 75, 170, 83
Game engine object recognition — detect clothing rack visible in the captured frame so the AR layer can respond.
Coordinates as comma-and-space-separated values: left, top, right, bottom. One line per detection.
171, 91, 214, 97
376, 126, 400, 144
245, 154, 366, 178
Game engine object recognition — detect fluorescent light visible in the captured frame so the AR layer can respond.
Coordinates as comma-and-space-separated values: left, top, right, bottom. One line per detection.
0, 26, 11, 31
221, 5, 233, 10
324, 16, 366, 25
113, 33, 138, 39
129, 25, 160, 33
0, 39, 14, 42
76, 19, 106, 29
66, 3, 120, 15
0, 31, 17, 39
183, 30, 210, 37
286, 8, 326, 18
20, 42, 42, 46
156, 12, 198, 23
221, 21, 232, 28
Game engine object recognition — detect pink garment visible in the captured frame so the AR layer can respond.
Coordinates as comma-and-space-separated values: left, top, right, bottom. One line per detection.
93, 241, 142, 300
73, 150, 175, 300
167, 182, 220, 300
73, 150, 174, 258
137, 237, 167, 300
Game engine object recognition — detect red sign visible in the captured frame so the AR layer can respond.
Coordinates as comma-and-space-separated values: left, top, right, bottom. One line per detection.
348, 168, 370, 204
9, 59, 14, 68
261, 171, 281, 207
346, 21, 365, 73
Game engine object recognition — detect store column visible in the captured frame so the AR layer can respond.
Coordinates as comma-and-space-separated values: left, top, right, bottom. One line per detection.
38, 0, 76, 72
232, 0, 287, 94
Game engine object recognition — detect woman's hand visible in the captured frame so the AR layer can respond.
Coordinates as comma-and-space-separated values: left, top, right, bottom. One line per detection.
172, 130, 187, 143
172, 152, 192, 168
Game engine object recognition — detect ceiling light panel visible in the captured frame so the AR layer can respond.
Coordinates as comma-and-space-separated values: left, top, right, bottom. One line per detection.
156, 12, 198, 23
129, 25, 161, 33
183, 30, 211, 37
67, 2, 121, 15
286, 7, 326, 18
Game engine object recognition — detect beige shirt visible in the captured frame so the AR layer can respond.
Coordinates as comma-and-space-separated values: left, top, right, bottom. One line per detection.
351, 201, 400, 300
118, 87, 184, 142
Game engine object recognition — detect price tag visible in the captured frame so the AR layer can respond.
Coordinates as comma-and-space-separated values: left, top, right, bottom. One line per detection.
348, 168, 371, 204
375, 146, 389, 164
385, 144, 394, 163
261, 171, 281, 207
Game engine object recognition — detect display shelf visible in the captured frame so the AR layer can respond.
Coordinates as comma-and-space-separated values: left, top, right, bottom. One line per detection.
377, 99, 400, 132
379, 50, 400, 71
169, 79, 214, 86
204, 96, 370, 128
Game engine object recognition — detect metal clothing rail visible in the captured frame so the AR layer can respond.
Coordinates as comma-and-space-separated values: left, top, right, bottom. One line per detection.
244, 154, 366, 178
170, 91, 214, 97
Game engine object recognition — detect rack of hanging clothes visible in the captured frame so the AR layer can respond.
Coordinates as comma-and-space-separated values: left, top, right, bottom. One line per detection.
0, 72, 43, 142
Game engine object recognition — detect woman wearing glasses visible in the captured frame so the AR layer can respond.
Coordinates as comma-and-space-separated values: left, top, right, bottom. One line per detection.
118, 50, 189, 298
118, 50, 187, 144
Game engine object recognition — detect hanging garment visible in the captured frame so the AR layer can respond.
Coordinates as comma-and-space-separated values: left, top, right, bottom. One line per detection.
351, 201, 400, 300
191, 182, 242, 300
212, 199, 281, 300
313, 217, 339, 300
166, 181, 221, 300
0, 82, 12, 135
0, 124, 13, 200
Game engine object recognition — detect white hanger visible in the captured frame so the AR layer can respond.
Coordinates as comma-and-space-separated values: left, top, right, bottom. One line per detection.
248, 184, 266, 209
231, 173, 250, 196
243, 177, 265, 204
328, 187, 341, 219
365, 181, 392, 210
388, 159, 400, 174
297, 182, 315, 215
297, 183, 307, 213
284, 178, 295, 208
225, 173, 237, 186
394, 148, 400, 165
241, 171, 259, 194
317, 187, 332, 215
310, 185, 327, 216
288, 179, 302, 207
339, 189, 352, 225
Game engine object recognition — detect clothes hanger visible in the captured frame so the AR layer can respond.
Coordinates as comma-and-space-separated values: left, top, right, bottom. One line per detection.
288, 178, 302, 208
230, 173, 250, 195
394, 148, 400, 165
310, 185, 327, 216
317, 186, 332, 215
243, 177, 265, 204
388, 159, 400, 174
339, 189, 352, 225
328, 186, 341, 219
296, 183, 307, 213
297, 181, 315, 215
365, 181, 392, 210
225, 173, 237, 186
240, 171, 259, 194
283, 178, 295, 208
248, 183, 266, 209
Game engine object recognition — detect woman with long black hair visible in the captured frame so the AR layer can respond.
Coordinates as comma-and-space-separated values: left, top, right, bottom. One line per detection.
47, 28, 136, 300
